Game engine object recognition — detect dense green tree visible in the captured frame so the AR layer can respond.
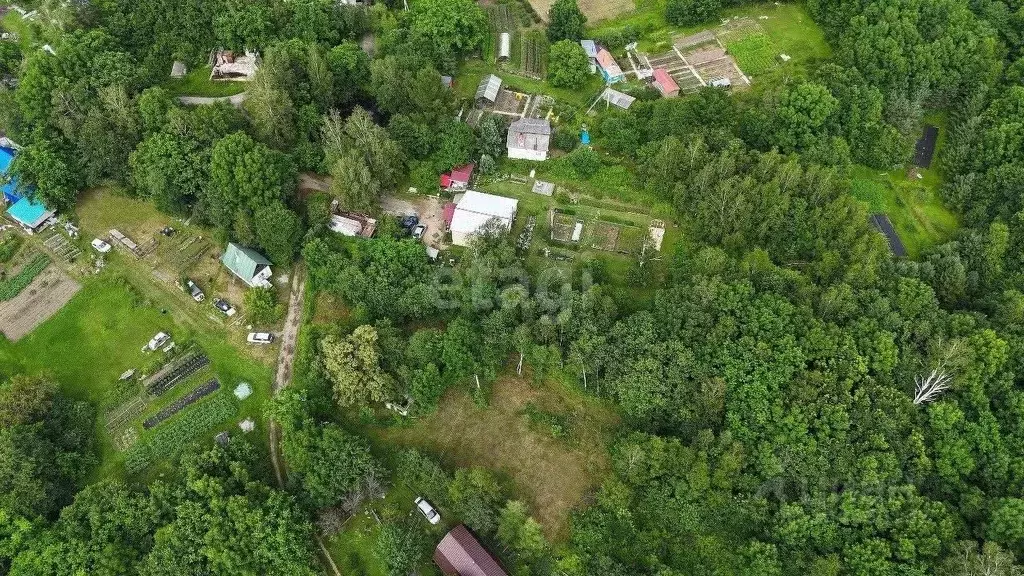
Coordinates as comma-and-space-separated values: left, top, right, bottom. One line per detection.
547, 0, 587, 43
204, 131, 297, 228
774, 82, 838, 152
321, 325, 396, 407
253, 201, 303, 266
548, 40, 590, 88
282, 420, 382, 509
407, 0, 488, 68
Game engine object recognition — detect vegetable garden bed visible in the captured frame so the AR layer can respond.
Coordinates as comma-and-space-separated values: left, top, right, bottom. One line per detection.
143, 378, 221, 429
124, 392, 237, 474
145, 353, 210, 396
0, 253, 51, 301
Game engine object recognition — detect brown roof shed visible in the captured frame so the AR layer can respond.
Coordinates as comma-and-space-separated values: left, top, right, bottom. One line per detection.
433, 525, 509, 576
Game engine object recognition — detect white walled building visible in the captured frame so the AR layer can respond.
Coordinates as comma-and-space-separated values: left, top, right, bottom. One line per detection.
449, 191, 519, 247
506, 118, 551, 161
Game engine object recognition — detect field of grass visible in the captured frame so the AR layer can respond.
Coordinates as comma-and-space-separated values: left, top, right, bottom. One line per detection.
590, 2, 830, 77
367, 374, 618, 540
0, 266, 273, 479
163, 65, 247, 97
849, 166, 959, 258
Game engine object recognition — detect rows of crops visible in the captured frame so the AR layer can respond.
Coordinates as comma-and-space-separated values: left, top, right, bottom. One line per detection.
0, 234, 23, 263
145, 353, 210, 396
124, 393, 237, 474
143, 378, 221, 429
0, 253, 50, 300
521, 30, 548, 78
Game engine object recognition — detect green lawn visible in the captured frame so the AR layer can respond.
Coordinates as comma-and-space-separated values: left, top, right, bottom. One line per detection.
0, 272, 273, 480
164, 65, 247, 97
590, 2, 831, 78
849, 166, 959, 259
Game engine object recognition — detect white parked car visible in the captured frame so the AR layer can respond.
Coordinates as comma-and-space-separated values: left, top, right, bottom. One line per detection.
91, 238, 111, 253
414, 497, 440, 525
146, 331, 170, 351
246, 332, 274, 345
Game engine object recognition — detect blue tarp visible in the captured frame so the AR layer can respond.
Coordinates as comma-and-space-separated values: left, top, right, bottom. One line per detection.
0, 147, 24, 204
581, 130, 591, 145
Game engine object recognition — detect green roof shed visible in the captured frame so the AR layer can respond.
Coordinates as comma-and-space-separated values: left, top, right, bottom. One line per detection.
221, 242, 272, 287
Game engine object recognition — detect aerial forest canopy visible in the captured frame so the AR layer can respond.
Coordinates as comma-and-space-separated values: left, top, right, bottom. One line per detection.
0, 0, 1023, 574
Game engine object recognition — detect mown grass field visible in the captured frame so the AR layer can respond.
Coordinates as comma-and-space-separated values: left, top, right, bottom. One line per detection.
0, 249, 274, 480
163, 65, 247, 97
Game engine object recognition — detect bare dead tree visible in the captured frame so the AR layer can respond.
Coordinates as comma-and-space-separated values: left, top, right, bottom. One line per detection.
913, 341, 963, 406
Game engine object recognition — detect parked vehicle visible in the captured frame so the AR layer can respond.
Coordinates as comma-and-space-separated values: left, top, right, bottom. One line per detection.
91, 238, 111, 253
414, 497, 440, 525
146, 332, 170, 351
401, 215, 419, 230
213, 298, 236, 317
186, 280, 205, 302
412, 224, 426, 240
246, 332, 274, 344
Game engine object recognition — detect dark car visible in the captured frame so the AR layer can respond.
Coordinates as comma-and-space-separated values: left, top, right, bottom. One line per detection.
401, 215, 419, 230
213, 298, 236, 316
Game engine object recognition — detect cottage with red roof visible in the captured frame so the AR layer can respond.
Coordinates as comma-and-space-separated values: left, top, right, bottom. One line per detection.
653, 68, 680, 98
596, 48, 624, 84
441, 163, 475, 191
434, 525, 509, 576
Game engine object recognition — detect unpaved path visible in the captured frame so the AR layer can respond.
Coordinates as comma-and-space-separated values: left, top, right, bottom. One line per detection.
269, 266, 305, 487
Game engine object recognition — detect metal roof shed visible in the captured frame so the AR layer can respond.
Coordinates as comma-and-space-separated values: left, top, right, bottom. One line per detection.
221, 242, 273, 287
6, 196, 54, 231
475, 74, 503, 102
600, 88, 636, 109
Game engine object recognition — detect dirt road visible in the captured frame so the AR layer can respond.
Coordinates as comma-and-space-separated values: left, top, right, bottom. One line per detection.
269, 267, 305, 488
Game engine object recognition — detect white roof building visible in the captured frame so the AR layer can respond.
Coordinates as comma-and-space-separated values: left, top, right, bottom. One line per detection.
507, 118, 551, 161
449, 191, 519, 247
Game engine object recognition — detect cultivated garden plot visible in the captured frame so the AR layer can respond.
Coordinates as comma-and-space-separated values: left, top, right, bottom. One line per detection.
0, 263, 81, 341
549, 210, 650, 254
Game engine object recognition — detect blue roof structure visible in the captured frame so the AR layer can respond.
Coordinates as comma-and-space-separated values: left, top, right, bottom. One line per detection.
7, 196, 54, 229
0, 147, 23, 204
581, 129, 591, 145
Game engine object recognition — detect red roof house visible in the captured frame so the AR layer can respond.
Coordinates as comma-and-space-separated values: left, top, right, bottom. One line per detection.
433, 525, 509, 576
442, 163, 475, 191
653, 68, 679, 98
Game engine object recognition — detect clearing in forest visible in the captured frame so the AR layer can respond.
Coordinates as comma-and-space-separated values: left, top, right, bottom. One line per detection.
371, 375, 619, 540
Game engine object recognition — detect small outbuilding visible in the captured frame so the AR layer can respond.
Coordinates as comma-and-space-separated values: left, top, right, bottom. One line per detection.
6, 196, 54, 234
580, 40, 598, 59
507, 118, 551, 161
434, 525, 509, 576
599, 87, 636, 110
498, 32, 511, 61
653, 68, 680, 98
441, 163, 475, 191
170, 61, 187, 78
221, 242, 273, 287
475, 74, 503, 103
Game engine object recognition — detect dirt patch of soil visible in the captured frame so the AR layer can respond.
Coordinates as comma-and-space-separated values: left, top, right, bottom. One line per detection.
0, 265, 81, 341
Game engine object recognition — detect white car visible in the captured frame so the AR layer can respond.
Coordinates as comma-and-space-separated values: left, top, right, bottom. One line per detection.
414, 497, 440, 525
91, 238, 112, 253
246, 332, 274, 345
146, 331, 170, 351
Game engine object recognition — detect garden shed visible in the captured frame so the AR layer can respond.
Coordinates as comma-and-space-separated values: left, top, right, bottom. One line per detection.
221, 242, 272, 287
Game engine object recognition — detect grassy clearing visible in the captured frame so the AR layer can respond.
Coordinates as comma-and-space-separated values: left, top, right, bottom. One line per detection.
0, 273, 273, 479
455, 59, 605, 110
849, 166, 959, 258
848, 112, 958, 258
367, 374, 619, 540
591, 2, 830, 77
163, 65, 247, 97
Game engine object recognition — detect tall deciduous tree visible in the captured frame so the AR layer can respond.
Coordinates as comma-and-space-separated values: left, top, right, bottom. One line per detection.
547, 0, 587, 43
548, 40, 589, 88
321, 325, 396, 407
